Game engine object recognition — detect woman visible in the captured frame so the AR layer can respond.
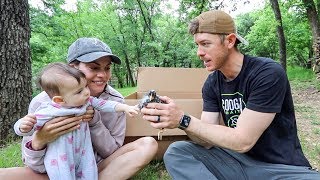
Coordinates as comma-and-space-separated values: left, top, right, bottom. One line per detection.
0, 37, 158, 180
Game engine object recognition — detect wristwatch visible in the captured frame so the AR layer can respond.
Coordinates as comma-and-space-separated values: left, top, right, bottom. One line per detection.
178, 114, 191, 130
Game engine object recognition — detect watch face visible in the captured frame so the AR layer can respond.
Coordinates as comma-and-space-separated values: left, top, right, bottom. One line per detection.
183, 116, 190, 126
179, 114, 191, 130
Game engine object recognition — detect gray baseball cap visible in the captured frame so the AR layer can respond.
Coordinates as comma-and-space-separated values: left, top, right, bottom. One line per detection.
67, 37, 121, 64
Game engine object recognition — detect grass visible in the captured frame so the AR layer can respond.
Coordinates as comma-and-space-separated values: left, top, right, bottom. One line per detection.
117, 86, 137, 96
132, 161, 171, 180
287, 66, 320, 91
311, 120, 320, 125
1, 66, 319, 177
0, 140, 23, 167
287, 66, 315, 81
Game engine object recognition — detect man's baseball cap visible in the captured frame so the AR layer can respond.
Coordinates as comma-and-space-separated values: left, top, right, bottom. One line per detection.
67, 37, 121, 64
194, 10, 248, 45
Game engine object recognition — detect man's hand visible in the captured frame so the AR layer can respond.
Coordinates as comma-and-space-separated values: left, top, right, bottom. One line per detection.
141, 96, 184, 129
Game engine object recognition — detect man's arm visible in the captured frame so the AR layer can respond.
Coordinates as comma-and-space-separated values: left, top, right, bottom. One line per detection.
186, 111, 220, 148
142, 96, 275, 153
186, 108, 275, 153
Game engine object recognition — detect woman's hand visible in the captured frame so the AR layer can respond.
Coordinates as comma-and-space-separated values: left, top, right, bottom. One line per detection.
141, 96, 184, 129
82, 106, 94, 122
32, 116, 82, 150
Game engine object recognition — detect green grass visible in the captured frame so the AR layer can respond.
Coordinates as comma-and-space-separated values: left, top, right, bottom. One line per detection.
0, 140, 23, 167
287, 66, 315, 81
132, 161, 170, 180
116, 86, 136, 96
311, 120, 320, 126
313, 128, 320, 135
287, 66, 320, 91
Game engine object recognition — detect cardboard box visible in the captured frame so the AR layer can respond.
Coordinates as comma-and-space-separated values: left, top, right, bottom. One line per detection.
124, 67, 209, 159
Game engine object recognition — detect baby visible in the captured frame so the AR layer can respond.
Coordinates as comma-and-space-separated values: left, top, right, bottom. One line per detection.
14, 62, 139, 180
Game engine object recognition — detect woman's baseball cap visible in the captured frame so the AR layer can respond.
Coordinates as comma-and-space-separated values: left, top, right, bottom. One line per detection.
194, 10, 248, 45
67, 37, 121, 64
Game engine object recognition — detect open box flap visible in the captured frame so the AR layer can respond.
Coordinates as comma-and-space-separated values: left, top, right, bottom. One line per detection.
136, 67, 210, 94
124, 67, 209, 137
125, 92, 203, 99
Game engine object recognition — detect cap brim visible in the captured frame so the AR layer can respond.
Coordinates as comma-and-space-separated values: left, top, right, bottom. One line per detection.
236, 34, 249, 46
76, 52, 121, 65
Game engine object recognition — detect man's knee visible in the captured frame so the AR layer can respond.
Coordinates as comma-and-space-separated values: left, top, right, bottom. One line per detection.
164, 141, 191, 163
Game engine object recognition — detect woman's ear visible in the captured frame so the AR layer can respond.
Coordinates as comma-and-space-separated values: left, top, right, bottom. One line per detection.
69, 63, 76, 68
52, 96, 65, 104
69, 61, 80, 69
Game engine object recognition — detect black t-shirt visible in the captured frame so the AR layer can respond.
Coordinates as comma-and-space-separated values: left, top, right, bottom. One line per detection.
202, 55, 311, 167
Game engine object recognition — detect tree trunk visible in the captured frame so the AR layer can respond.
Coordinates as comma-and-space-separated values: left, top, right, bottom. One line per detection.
302, 0, 320, 72
313, 37, 320, 73
302, 0, 320, 42
0, 0, 32, 145
269, 0, 287, 71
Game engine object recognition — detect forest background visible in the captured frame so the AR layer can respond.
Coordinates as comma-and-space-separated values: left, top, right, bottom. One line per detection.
25, 0, 320, 89
0, 0, 320, 179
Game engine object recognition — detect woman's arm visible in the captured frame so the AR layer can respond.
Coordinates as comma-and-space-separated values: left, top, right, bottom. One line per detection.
89, 87, 127, 159
89, 110, 126, 159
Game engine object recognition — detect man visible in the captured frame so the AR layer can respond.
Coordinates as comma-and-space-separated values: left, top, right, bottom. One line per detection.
141, 10, 320, 179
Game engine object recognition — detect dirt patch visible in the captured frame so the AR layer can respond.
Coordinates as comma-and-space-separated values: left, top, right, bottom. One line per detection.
292, 81, 320, 169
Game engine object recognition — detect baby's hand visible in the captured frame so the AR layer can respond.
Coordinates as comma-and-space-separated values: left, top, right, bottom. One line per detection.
19, 114, 37, 133
125, 105, 140, 117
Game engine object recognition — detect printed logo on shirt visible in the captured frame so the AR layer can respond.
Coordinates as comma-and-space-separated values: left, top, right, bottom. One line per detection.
221, 92, 246, 128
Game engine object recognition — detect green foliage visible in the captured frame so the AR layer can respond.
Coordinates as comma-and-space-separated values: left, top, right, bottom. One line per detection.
236, 1, 314, 67
237, 8, 279, 59
28, 0, 319, 90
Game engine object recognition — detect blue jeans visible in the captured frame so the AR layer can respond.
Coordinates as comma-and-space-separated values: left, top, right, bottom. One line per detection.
164, 141, 320, 180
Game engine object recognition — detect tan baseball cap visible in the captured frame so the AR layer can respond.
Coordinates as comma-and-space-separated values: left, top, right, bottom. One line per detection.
195, 10, 248, 45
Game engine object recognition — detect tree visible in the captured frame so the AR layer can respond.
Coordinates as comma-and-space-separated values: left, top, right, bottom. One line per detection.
301, 0, 320, 71
270, 0, 287, 71
0, 0, 32, 145
302, 0, 320, 43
